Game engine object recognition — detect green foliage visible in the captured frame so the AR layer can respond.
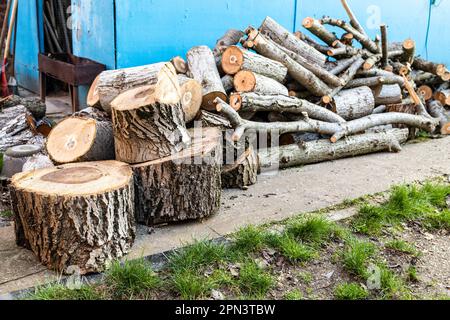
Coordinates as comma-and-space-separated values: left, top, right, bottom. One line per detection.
424, 210, 450, 231
377, 263, 409, 299
265, 233, 317, 262
334, 283, 368, 300
232, 226, 267, 253
0, 210, 13, 219
385, 240, 420, 257
284, 289, 304, 300
171, 270, 213, 300
341, 237, 377, 279
27, 283, 102, 300
238, 261, 274, 298
406, 266, 419, 283
286, 216, 337, 245
104, 259, 160, 299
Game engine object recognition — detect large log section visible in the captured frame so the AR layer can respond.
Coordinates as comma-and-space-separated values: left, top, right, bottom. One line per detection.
11, 161, 136, 275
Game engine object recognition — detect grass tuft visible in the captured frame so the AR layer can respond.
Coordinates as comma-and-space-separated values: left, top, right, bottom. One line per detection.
104, 259, 160, 299
171, 270, 213, 300
334, 282, 368, 300
27, 283, 102, 300
238, 261, 274, 298
286, 216, 337, 245
423, 210, 450, 231
385, 239, 420, 257
341, 237, 377, 279
0, 210, 13, 219
265, 234, 317, 262
232, 226, 266, 253
284, 289, 304, 300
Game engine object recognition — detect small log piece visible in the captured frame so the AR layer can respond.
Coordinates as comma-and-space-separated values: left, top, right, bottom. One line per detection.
372, 84, 402, 106
332, 86, 375, 121
0, 95, 46, 119
233, 71, 289, 95
177, 74, 203, 123
221, 145, 258, 189
427, 100, 450, 134
171, 56, 188, 74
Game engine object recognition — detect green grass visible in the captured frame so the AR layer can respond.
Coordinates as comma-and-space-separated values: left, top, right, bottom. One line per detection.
238, 261, 274, 298
286, 216, 337, 246
385, 240, 420, 257
27, 283, 102, 300
406, 266, 419, 283
352, 183, 450, 235
423, 210, 450, 231
265, 234, 317, 262
232, 226, 267, 253
104, 259, 160, 299
0, 210, 13, 219
297, 271, 313, 285
341, 237, 377, 279
377, 263, 410, 299
284, 289, 304, 300
171, 269, 214, 300
334, 283, 368, 300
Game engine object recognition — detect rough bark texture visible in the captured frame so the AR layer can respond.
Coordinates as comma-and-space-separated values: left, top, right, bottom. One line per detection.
187, 46, 227, 111
221, 146, 258, 189
258, 129, 409, 170
0, 107, 37, 153
260, 16, 327, 67
412, 58, 446, 76
372, 84, 402, 106
10, 161, 136, 275
221, 75, 235, 93
332, 86, 375, 121
427, 100, 450, 135
132, 128, 222, 226
213, 29, 245, 58
22, 154, 54, 172
0, 95, 46, 119
302, 17, 339, 47
195, 110, 232, 130
244, 28, 332, 97
221, 46, 288, 83
91, 62, 166, 113
233, 71, 289, 95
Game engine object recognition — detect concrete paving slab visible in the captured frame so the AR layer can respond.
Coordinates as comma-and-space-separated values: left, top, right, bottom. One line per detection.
0, 137, 449, 295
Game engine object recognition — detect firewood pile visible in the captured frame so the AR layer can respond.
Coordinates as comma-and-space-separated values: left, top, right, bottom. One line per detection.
1, 0, 449, 275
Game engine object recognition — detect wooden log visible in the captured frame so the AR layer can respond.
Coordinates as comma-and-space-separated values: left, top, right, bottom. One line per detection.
213, 29, 245, 57
87, 62, 166, 113
402, 39, 416, 65
221, 46, 288, 83
372, 105, 387, 114
380, 24, 389, 68
132, 127, 222, 226
0, 106, 35, 153
221, 74, 235, 93
260, 16, 327, 67
356, 69, 405, 86
258, 129, 409, 170
170, 56, 188, 74
434, 88, 450, 106
372, 84, 402, 106
302, 17, 339, 47
22, 154, 54, 172
195, 110, 232, 130
177, 75, 202, 123
427, 100, 450, 135
111, 64, 191, 164
0, 95, 46, 119
244, 27, 332, 97
345, 75, 403, 89
233, 71, 289, 95
232, 92, 346, 123
46, 112, 115, 164
10, 161, 136, 274
340, 0, 367, 36
293, 31, 332, 55
329, 56, 361, 76
187, 46, 227, 111
417, 85, 433, 102
222, 146, 258, 189
332, 86, 375, 121
413, 58, 446, 77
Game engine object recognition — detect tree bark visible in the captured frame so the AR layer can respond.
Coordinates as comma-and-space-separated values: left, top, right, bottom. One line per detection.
260, 16, 327, 67
232, 92, 346, 123
10, 161, 136, 275
87, 62, 166, 113
195, 110, 232, 130
177, 75, 202, 123
0, 95, 46, 119
427, 100, 450, 135
302, 17, 339, 47
213, 29, 245, 58
0, 107, 36, 153
244, 27, 332, 97
372, 84, 402, 106
332, 86, 375, 121
434, 89, 450, 106
413, 58, 446, 77
46, 114, 115, 164
222, 74, 235, 93
187, 46, 227, 111
111, 64, 191, 164
258, 129, 409, 170
221, 46, 288, 83
233, 71, 289, 95
132, 127, 222, 226
222, 146, 258, 189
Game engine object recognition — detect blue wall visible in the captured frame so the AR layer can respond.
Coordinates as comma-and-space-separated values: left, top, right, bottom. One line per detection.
14, 0, 450, 92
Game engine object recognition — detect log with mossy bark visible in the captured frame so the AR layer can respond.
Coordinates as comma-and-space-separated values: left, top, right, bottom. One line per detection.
11, 161, 136, 274
111, 64, 191, 164
132, 127, 222, 226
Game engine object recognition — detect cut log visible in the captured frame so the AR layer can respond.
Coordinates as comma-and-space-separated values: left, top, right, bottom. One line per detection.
46, 114, 115, 164
380, 24, 389, 68
356, 69, 405, 86
221, 146, 258, 189
171, 56, 188, 74
221, 46, 288, 83
332, 86, 375, 121
260, 16, 327, 67
302, 17, 339, 47
434, 89, 450, 106
0, 107, 36, 153
417, 85, 433, 101
177, 75, 202, 123
258, 129, 409, 170
195, 110, 232, 130
132, 127, 222, 226
111, 64, 191, 164
402, 39, 416, 65
233, 71, 288, 95
427, 100, 450, 135
187, 45, 227, 111
244, 27, 332, 97
87, 62, 166, 113
232, 92, 346, 123
0, 95, 46, 119
10, 161, 136, 274
412, 58, 446, 77
372, 84, 402, 106
329, 56, 361, 75
213, 29, 245, 58
294, 31, 332, 55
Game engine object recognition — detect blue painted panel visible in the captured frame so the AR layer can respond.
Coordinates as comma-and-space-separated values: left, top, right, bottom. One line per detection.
296, 0, 430, 57
426, 1, 450, 65
15, 0, 43, 93
71, 0, 116, 70
115, 0, 297, 68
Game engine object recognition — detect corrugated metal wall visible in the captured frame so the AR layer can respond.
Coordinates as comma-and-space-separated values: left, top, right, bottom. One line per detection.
14, 0, 450, 92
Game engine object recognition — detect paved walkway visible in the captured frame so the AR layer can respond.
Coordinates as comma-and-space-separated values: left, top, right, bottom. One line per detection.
1, 137, 449, 295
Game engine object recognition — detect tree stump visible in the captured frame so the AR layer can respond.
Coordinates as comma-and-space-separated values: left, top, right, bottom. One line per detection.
132, 127, 222, 226
10, 161, 136, 275
177, 75, 202, 123
233, 71, 289, 95
111, 64, 191, 164
221, 146, 258, 189
46, 109, 115, 164
332, 86, 375, 120
187, 46, 227, 111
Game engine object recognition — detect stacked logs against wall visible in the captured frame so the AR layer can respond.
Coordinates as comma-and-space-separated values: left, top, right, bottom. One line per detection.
2, 0, 450, 275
